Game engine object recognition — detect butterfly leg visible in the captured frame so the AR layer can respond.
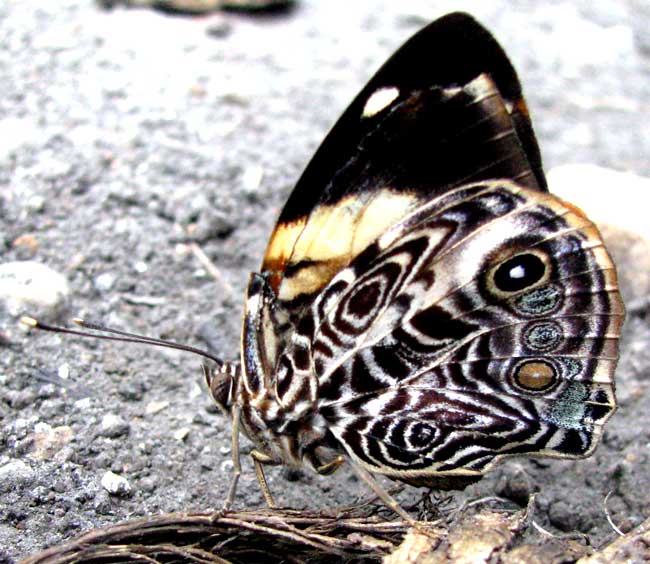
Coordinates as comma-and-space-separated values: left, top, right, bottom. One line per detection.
220, 404, 243, 513
350, 463, 419, 527
251, 450, 277, 508
315, 455, 345, 475
215, 407, 277, 512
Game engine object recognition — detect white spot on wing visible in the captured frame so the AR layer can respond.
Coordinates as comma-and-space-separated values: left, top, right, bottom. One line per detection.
362, 86, 399, 118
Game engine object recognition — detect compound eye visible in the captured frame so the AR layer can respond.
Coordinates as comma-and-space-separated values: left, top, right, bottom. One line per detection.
205, 364, 234, 415
492, 252, 548, 293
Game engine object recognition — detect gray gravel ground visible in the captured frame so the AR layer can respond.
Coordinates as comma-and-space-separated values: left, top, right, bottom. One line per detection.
1, 0, 649, 561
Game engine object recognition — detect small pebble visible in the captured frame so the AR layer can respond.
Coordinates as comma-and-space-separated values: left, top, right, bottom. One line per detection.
0, 460, 36, 491
241, 164, 263, 194
12, 233, 39, 253
204, 400, 219, 414
93, 272, 116, 292
0, 261, 69, 318
173, 427, 190, 441
57, 363, 70, 380
140, 477, 156, 493
191, 412, 209, 426
94, 491, 112, 514
99, 414, 130, 438
38, 398, 67, 419
145, 400, 169, 415
137, 441, 154, 455
100, 471, 131, 496
74, 397, 93, 410
205, 18, 233, 39
200, 455, 214, 471
30, 425, 73, 461
9, 388, 38, 410
117, 378, 145, 401
495, 467, 537, 506
27, 195, 46, 213
14, 417, 37, 437
189, 382, 203, 399
33, 422, 51, 434
548, 499, 589, 532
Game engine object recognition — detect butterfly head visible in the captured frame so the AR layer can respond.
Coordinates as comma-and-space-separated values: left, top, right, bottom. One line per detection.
204, 361, 239, 417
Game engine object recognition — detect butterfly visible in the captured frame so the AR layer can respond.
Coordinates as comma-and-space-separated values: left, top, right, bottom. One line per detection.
25, 11, 624, 518
200, 11, 625, 511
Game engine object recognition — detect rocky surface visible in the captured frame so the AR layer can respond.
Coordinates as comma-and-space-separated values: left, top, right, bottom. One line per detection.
1, 0, 648, 561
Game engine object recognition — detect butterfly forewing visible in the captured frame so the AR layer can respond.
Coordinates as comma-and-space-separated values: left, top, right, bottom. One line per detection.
262, 13, 548, 317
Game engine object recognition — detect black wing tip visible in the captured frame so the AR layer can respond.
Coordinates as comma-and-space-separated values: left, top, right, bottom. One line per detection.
275, 11, 546, 227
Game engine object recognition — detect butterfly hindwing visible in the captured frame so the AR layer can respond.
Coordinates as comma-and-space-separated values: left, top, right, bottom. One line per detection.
293, 182, 623, 483
262, 12, 547, 314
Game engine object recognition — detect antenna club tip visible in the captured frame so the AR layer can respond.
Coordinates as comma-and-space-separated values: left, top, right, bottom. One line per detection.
20, 316, 38, 327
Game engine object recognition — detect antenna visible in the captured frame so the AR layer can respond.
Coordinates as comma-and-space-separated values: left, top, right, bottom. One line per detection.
20, 316, 224, 367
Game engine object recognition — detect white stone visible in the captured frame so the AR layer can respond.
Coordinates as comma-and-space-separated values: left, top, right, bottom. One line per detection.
0, 460, 35, 486
0, 261, 69, 317
133, 261, 148, 274
146, 400, 170, 415
189, 382, 203, 399
57, 363, 70, 380
74, 397, 93, 410
101, 414, 123, 430
220, 460, 234, 473
33, 422, 52, 434
93, 272, 116, 292
100, 471, 131, 496
99, 413, 130, 438
173, 427, 190, 441
241, 164, 264, 194
549, 164, 650, 304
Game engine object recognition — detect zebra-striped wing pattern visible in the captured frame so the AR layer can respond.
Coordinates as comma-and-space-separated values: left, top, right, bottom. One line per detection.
300, 182, 623, 487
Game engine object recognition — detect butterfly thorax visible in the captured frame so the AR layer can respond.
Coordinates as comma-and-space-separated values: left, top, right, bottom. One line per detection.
206, 273, 341, 471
